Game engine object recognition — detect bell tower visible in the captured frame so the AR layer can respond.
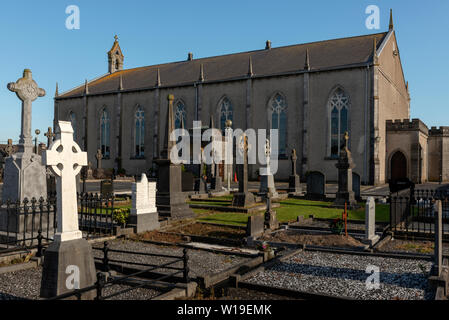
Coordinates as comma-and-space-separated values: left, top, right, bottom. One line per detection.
108, 35, 124, 73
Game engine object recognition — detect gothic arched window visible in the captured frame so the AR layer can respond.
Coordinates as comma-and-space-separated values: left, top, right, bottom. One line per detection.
174, 101, 186, 130
269, 94, 287, 157
69, 112, 77, 141
100, 108, 110, 158
219, 97, 233, 134
328, 88, 349, 158
134, 106, 145, 158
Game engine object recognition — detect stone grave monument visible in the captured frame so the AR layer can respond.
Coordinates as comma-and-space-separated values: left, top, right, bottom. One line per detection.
232, 135, 255, 207
40, 121, 96, 299
362, 197, 379, 246
305, 171, 326, 200
100, 179, 114, 198
155, 95, 194, 219
95, 148, 105, 179
2, 69, 47, 203
332, 132, 359, 209
129, 173, 160, 233
209, 117, 222, 192
288, 149, 301, 194
264, 192, 279, 230
259, 138, 278, 198
353, 172, 361, 201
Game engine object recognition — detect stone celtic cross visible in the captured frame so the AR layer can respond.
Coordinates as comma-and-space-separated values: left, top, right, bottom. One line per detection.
44, 127, 55, 148
5, 139, 14, 157
43, 121, 87, 242
7, 69, 45, 153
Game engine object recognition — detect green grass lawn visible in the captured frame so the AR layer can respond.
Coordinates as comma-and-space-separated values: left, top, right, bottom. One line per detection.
196, 198, 390, 227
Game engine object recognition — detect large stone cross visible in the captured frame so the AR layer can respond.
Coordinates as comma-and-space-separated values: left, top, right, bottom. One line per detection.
7, 69, 45, 153
43, 121, 87, 242
5, 139, 14, 157
44, 127, 55, 148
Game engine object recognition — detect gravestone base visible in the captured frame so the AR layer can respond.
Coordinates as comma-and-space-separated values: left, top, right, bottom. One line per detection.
194, 178, 207, 194
362, 235, 380, 247
2, 152, 47, 203
155, 160, 194, 219
211, 177, 222, 191
288, 175, 301, 194
40, 238, 97, 299
265, 210, 279, 230
332, 191, 359, 209
129, 212, 160, 233
259, 175, 278, 198
0, 206, 55, 233
232, 192, 255, 207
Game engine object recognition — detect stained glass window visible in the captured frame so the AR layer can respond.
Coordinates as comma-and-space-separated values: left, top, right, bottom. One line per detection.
135, 106, 145, 157
100, 109, 110, 158
329, 88, 349, 157
270, 94, 287, 156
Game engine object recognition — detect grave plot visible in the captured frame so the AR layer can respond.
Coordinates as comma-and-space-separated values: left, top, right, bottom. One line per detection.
375, 238, 449, 255
165, 222, 246, 241
245, 250, 434, 300
91, 239, 252, 279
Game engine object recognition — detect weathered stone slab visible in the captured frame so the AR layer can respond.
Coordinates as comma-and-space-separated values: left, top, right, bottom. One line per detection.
129, 174, 159, 233
362, 197, 379, 246
246, 214, 264, 237
305, 171, 326, 200
352, 172, 361, 200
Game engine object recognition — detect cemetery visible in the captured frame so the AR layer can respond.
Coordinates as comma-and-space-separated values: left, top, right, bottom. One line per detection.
1, 70, 448, 301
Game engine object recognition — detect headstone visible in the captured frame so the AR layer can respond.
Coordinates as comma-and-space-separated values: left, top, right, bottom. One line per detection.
305, 171, 326, 200
181, 170, 195, 192
434, 200, 443, 276
211, 148, 223, 192
264, 192, 279, 230
40, 121, 96, 299
2, 69, 47, 203
246, 213, 264, 237
352, 172, 361, 200
288, 149, 301, 194
232, 135, 255, 207
86, 161, 94, 179
332, 132, 359, 209
155, 95, 194, 219
94, 149, 105, 179
100, 179, 114, 198
44, 127, 55, 148
129, 174, 160, 233
363, 197, 379, 246
195, 161, 207, 194
259, 139, 278, 198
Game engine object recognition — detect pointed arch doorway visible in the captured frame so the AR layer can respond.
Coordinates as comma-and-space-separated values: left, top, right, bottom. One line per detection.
390, 151, 407, 181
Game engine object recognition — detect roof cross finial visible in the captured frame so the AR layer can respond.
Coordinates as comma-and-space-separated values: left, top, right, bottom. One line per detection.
114, 35, 118, 42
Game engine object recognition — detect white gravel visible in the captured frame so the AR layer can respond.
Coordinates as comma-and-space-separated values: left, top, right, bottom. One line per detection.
246, 251, 434, 300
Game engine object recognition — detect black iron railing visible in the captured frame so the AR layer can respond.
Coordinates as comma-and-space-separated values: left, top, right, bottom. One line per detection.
0, 196, 56, 255
389, 189, 449, 239
78, 193, 116, 236
48, 241, 190, 300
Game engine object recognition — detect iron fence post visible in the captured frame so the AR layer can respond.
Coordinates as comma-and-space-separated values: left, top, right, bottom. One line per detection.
95, 272, 105, 300
103, 241, 110, 272
36, 229, 43, 257
183, 248, 189, 283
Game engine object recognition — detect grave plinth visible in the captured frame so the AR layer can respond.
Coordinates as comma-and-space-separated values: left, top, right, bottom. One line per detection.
129, 174, 160, 233
288, 149, 301, 194
232, 135, 255, 207
40, 121, 96, 299
155, 94, 194, 219
332, 132, 359, 209
2, 69, 47, 203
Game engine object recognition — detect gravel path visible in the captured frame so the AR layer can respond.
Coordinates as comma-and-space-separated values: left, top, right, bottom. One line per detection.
0, 267, 42, 300
92, 239, 252, 278
246, 251, 434, 300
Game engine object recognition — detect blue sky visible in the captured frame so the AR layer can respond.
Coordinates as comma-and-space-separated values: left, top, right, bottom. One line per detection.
0, 0, 448, 143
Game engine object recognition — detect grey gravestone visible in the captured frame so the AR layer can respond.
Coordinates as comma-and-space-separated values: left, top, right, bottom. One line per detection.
100, 179, 114, 198
332, 132, 358, 209
2, 69, 47, 203
232, 135, 255, 207
288, 149, 301, 194
129, 174, 160, 233
181, 170, 195, 192
352, 172, 361, 200
362, 197, 379, 246
155, 95, 194, 219
246, 214, 264, 237
305, 171, 326, 200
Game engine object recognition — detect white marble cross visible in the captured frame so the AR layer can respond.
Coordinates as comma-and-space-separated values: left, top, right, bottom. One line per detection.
43, 121, 87, 242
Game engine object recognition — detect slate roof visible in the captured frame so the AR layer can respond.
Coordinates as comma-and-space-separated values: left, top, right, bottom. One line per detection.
58, 32, 388, 99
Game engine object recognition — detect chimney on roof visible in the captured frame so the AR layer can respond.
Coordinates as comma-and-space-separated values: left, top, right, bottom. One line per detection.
389, 9, 394, 31
187, 52, 193, 61
55, 82, 59, 97
265, 40, 271, 50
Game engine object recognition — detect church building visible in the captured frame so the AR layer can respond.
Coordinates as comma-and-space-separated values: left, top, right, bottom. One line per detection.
53, 11, 449, 185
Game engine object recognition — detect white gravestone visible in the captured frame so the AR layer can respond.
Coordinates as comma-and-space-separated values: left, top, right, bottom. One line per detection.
363, 197, 379, 246
130, 174, 160, 233
40, 121, 96, 299
43, 121, 87, 242
259, 139, 278, 198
